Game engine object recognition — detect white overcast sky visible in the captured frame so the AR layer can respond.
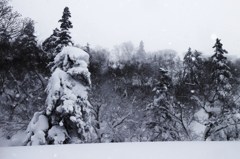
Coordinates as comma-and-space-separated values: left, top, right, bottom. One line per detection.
11, 0, 240, 55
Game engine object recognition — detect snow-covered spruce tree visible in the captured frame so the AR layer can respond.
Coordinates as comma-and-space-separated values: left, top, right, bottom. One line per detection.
210, 38, 231, 89
24, 46, 94, 145
56, 7, 73, 53
42, 28, 60, 60
146, 68, 184, 141
203, 38, 236, 140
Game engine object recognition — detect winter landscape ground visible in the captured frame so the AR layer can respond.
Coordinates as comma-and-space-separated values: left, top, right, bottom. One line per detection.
1, 142, 240, 159
1, 1, 240, 157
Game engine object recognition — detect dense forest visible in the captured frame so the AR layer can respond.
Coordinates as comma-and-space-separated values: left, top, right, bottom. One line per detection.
1, 0, 240, 146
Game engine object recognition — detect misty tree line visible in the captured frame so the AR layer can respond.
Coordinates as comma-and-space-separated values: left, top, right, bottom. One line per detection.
1, 0, 240, 143
87, 39, 240, 141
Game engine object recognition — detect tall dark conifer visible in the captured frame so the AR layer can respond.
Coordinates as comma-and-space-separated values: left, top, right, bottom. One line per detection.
210, 38, 232, 105
56, 7, 73, 53
211, 38, 231, 84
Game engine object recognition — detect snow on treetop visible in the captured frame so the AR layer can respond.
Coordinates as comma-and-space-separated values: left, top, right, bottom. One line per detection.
53, 46, 90, 70
159, 67, 168, 73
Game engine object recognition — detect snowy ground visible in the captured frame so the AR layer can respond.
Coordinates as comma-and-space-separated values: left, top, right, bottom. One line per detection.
0, 142, 239, 159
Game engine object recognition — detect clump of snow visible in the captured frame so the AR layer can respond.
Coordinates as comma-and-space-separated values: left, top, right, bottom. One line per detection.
45, 68, 67, 115
52, 46, 90, 72
15, 93, 20, 98
27, 112, 49, 132
48, 126, 68, 144
190, 121, 206, 140
205, 106, 221, 115
30, 131, 46, 146
10, 131, 28, 146
67, 65, 91, 85
0, 129, 29, 147
25, 111, 49, 145
194, 108, 208, 124
70, 116, 77, 122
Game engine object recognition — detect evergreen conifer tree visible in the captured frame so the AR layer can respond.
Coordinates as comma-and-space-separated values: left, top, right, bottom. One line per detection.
209, 39, 232, 109
203, 38, 235, 140
181, 48, 203, 94
25, 46, 94, 145
146, 68, 182, 141
15, 20, 37, 51
211, 38, 231, 86
42, 28, 60, 59
14, 19, 39, 67
56, 7, 73, 53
